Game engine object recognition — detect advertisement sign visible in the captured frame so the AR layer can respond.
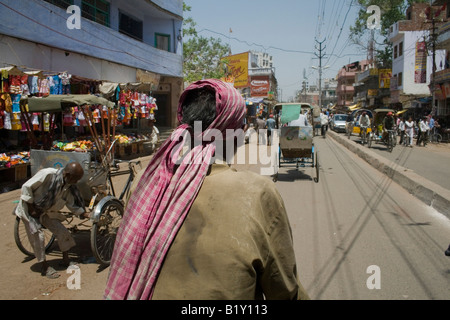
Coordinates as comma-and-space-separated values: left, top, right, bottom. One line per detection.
441, 83, 450, 99
415, 41, 427, 84
250, 76, 270, 97
222, 52, 249, 88
378, 69, 391, 88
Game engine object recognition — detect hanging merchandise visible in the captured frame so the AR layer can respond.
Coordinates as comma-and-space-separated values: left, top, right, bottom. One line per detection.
1, 69, 9, 93
9, 75, 22, 94
60, 72, 72, 94
11, 112, 21, 131
28, 75, 39, 95
38, 78, 50, 97
10, 94, 21, 113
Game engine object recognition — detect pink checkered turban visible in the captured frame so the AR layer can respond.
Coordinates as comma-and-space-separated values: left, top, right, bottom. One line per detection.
104, 79, 245, 300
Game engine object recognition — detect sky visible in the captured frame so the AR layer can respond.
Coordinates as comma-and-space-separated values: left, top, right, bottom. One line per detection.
184, 0, 369, 101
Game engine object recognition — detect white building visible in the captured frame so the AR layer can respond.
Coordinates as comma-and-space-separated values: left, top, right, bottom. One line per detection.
250, 51, 273, 69
388, 3, 446, 110
0, 0, 184, 127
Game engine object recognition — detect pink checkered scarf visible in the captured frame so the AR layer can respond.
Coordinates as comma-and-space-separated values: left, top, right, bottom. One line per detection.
104, 79, 245, 300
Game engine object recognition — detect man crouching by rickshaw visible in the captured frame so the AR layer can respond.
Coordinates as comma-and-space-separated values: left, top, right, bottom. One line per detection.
15, 162, 90, 279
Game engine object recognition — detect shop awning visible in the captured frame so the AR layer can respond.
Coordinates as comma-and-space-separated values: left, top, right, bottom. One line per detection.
348, 103, 362, 111
27, 94, 115, 112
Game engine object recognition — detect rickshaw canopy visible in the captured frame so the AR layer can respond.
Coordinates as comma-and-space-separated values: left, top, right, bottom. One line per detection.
275, 103, 314, 125
27, 94, 115, 112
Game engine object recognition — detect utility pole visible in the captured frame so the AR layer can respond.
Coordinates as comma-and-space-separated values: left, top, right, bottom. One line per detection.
314, 39, 327, 109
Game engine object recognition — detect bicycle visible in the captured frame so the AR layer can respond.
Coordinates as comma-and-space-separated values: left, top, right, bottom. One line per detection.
429, 127, 442, 144
13, 140, 142, 266
386, 130, 396, 153
360, 126, 368, 146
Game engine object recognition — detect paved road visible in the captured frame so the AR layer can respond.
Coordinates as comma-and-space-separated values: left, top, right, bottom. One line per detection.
1, 133, 449, 300
271, 135, 450, 300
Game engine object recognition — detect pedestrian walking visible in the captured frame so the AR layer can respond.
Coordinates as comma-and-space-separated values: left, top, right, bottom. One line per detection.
398, 117, 405, 146
104, 79, 309, 300
417, 116, 430, 146
405, 116, 415, 147
266, 114, 276, 146
255, 115, 266, 145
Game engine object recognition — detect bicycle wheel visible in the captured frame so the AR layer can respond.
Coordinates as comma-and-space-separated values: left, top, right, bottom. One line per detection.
14, 215, 55, 257
431, 133, 442, 144
90, 199, 124, 266
388, 136, 394, 153
314, 151, 319, 183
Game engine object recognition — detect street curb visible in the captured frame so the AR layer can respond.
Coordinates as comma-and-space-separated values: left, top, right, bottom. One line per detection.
328, 130, 450, 220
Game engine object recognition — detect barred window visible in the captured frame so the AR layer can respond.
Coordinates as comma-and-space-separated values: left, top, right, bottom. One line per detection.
44, 0, 74, 10
81, 0, 110, 27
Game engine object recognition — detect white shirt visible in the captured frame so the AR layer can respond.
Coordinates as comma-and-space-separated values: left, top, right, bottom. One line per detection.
15, 168, 84, 233
288, 114, 309, 127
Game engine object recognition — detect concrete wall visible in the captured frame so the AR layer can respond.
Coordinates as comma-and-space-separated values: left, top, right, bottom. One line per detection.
0, 0, 183, 77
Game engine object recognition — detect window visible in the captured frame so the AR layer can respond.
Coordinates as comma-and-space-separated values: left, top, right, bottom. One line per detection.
398, 72, 403, 87
394, 45, 398, 59
44, 0, 73, 10
399, 42, 403, 57
81, 0, 110, 27
119, 11, 143, 41
155, 33, 170, 52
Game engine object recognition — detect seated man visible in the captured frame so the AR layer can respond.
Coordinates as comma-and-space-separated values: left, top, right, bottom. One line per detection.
288, 110, 309, 127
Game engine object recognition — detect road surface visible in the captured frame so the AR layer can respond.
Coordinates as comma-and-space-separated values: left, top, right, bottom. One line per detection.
0, 133, 449, 300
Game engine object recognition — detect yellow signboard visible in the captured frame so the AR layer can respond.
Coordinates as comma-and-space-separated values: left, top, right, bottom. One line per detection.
379, 69, 392, 89
222, 52, 249, 88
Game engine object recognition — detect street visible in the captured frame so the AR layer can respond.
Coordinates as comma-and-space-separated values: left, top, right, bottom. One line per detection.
278, 134, 450, 299
0, 133, 449, 300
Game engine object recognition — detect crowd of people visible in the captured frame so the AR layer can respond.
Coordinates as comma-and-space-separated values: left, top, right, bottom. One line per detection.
340, 110, 444, 148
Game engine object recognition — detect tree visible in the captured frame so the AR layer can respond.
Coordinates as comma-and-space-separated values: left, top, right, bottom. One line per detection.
182, 4, 230, 83
350, 0, 429, 68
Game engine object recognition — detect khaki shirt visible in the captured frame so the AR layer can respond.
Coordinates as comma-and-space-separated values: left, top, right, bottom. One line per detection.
128, 164, 309, 300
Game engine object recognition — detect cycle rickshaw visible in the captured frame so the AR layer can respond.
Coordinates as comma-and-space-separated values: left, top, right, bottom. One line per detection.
367, 108, 397, 152
350, 109, 374, 146
272, 103, 319, 183
13, 95, 142, 266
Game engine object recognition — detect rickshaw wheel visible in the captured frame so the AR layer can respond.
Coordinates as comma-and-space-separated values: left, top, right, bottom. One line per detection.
14, 215, 55, 257
314, 151, 319, 183
90, 199, 124, 266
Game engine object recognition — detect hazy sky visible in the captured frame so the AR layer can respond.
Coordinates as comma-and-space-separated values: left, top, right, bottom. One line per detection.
184, 0, 369, 101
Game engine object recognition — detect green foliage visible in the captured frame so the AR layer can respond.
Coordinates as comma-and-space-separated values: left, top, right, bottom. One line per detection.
182, 3, 230, 83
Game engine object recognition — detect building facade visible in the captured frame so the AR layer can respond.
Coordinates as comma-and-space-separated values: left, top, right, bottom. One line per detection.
388, 2, 447, 114
0, 0, 184, 127
432, 0, 450, 122
336, 60, 370, 110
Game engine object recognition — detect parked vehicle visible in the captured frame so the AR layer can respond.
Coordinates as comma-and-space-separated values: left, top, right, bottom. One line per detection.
330, 114, 348, 133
